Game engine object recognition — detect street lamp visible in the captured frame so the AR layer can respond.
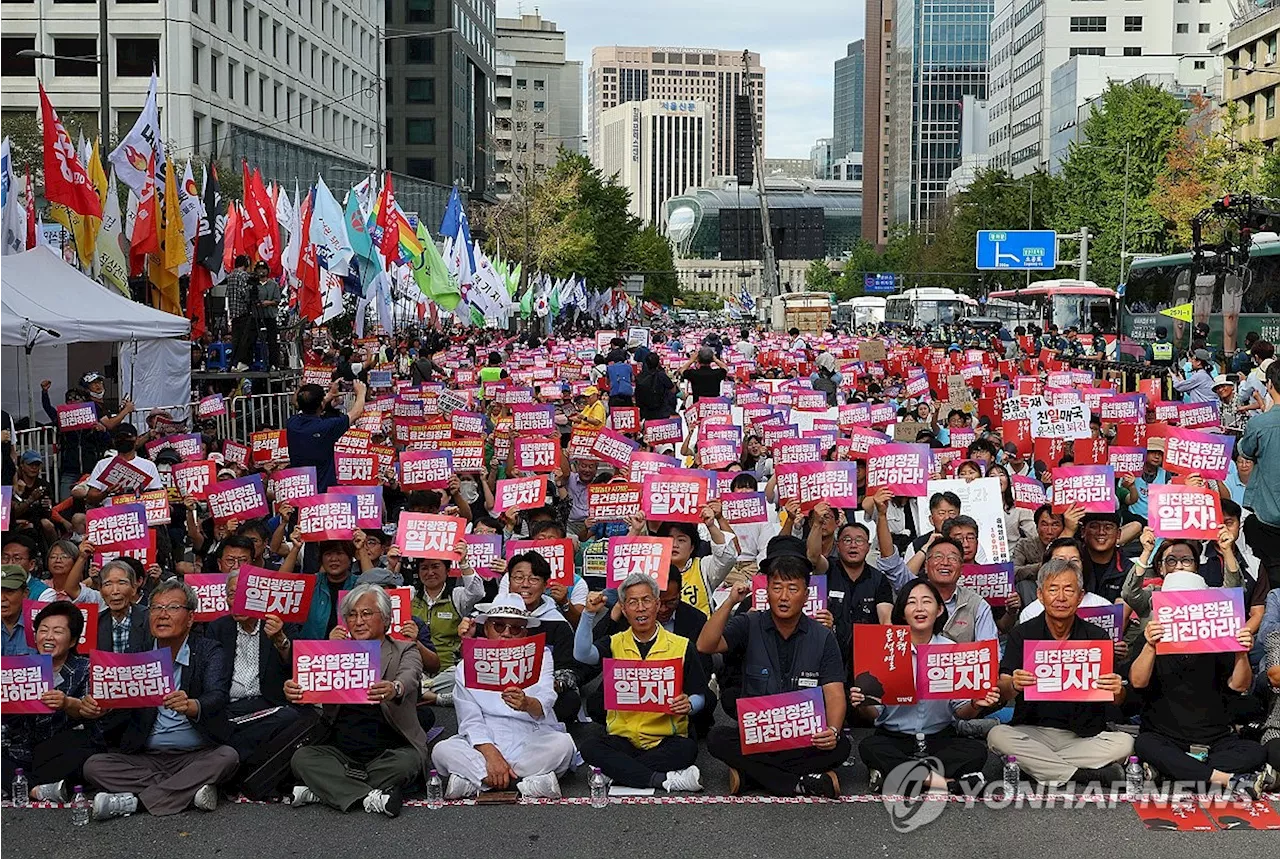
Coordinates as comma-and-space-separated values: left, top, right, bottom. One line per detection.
19, 39, 109, 146
374, 26, 458, 175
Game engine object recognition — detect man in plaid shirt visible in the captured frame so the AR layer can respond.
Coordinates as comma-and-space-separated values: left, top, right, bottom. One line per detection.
226, 255, 257, 371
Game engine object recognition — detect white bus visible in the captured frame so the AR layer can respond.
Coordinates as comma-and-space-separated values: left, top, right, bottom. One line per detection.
836, 297, 887, 328
884, 288, 978, 328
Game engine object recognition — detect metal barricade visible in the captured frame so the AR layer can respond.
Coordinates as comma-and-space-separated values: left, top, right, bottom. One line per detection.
224, 392, 295, 442
12, 425, 62, 500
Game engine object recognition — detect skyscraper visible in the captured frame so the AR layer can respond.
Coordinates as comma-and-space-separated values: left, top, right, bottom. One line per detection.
833, 40, 865, 161
862, 0, 896, 247
600, 99, 713, 226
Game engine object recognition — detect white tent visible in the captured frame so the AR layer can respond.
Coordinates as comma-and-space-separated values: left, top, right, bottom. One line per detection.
2, 246, 192, 423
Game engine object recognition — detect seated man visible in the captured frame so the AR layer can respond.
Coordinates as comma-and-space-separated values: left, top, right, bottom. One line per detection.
288, 583, 427, 817
85, 581, 239, 819
988, 560, 1133, 788
698, 537, 849, 797
1, 564, 35, 656
575, 571, 708, 791
1130, 569, 1266, 798
503, 550, 587, 724
431, 594, 577, 799
96, 560, 153, 653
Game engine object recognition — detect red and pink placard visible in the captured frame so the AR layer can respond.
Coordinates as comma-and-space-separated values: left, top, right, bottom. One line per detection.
449, 410, 485, 437
587, 482, 643, 521
56, 401, 99, 431
866, 443, 929, 497
96, 455, 153, 494
87, 503, 149, 551
641, 474, 708, 523
88, 648, 175, 709
1051, 465, 1116, 513
1108, 446, 1146, 478
250, 429, 288, 463
399, 450, 454, 490
602, 657, 683, 712
147, 433, 204, 461
511, 404, 557, 434
0, 486, 10, 533
772, 438, 822, 465
230, 565, 316, 623
720, 491, 769, 524
395, 512, 466, 560
270, 467, 318, 509
840, 427, 892, 461
1151, 588, 1246, 654
1, 654, 54, 714
197, 394, 227, 418
628, 451, 680, 482
591, 428, 640, 469
451, 438, 487, 473
221, 440, 250, 469
1162, 427, 1235, 481
751, 574, 827, 617
185, 573, 230, 621
1077, 604, 1125, 644
513, 437, 561, 474
22, 601, 98, 650
295, 494, 358, 541
330, 485, 385, 528
207, 474, 269, 523
737, 688, 827, 754
107, 490, 169, 528
1149, 485, 1222, 539
605, 536, 673, 588
959, 563, 1015, 607
506, 538, 575, 587
1011, 475, 1048, 510
334, 452, 379, 485
461, 634, 546, 690
608, 407, 641, 434
293, 640, 380, 704
775, 462, 859, 513
644, 418, 683, 446
1023, 639, 1113, 702
463, 533, 504, 579
493, 476, 548, 515
171, 460, 217, 500
1177, 401, 1221, 430
915, 640, 998, 699
852, 625, 915, 705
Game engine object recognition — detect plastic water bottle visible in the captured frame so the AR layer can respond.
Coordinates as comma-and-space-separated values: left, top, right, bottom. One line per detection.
1125, 756, 1144, 798
71, 786, 89, 826
915, 732, 929, 758
589, 767, 609, 808
11, 769, 28, 807
425, 770, 444, 810
1002, 755, 1020, 794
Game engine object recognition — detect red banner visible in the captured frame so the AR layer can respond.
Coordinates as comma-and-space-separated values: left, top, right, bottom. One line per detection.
229, 566, 316, 622
461, 634, 546, 690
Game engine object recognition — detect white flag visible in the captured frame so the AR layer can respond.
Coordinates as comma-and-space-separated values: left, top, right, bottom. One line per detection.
0, 137, 27, 256
108, 72, 165, 195
176, 161, 203, 275
309, 175, 354, 276
97, 170, 129, 294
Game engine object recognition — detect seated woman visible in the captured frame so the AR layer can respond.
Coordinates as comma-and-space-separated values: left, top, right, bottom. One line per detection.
1, 601, 103, 801
851, 578, 998, 794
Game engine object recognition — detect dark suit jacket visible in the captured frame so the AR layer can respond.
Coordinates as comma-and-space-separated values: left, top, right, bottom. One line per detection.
113, 634, 233, 754
96, 604, 153, 654
206, 616, 290, 707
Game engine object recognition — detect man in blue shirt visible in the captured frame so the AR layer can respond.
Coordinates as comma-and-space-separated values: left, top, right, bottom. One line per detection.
1172, 349, 1218, 403
1, 565, 35, 656
286, 379, 367, 491
1240, 360, 1280, 589
605, 351, 636, 408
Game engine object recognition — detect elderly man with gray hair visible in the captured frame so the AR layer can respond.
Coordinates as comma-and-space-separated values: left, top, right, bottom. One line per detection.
573, 570, 709, 791
286, 583, 427, 817
988, 559, 1133, 789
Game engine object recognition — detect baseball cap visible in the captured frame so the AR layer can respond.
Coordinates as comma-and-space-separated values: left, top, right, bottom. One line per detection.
1, 566, 29, 590
80, 371, 104, 386
1192, 349, 1212, 362
19, 450, 42, 465
1212, 374, 1235, 389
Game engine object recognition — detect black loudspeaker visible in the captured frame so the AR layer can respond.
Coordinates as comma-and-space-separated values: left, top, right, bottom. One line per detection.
734, 94, 754, 186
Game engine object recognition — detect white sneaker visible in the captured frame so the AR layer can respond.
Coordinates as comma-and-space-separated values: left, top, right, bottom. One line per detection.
516, 772, 561, 799
445, 773, 479, 800
290, 785, 321, 807
192, 784, 218, 812
362, 787, 402, 817
91, 792, 138, 821
30, 781, 66, 802
662, 765, 703, 792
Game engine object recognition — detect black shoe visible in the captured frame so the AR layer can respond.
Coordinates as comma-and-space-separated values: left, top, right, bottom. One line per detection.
795, 772, 839, 799
1071, 765, 1123, 789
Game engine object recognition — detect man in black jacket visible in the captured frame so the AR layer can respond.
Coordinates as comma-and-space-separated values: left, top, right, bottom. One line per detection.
84, 580, 238, 819
96, 560, 153, 654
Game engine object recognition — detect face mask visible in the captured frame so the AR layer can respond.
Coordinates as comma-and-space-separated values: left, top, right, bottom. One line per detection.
460, 482, 480, 504
88, 389, 104, 401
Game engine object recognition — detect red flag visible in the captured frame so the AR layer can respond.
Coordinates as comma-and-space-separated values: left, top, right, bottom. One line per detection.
38, 83, 102, 219
375, 174, 399, 261
239, 161, 260, 257
221, 202, 242, 274
187, 214, 210, 340
296, 187, 321, 322
243, 164, 280, 276
24, 171, 36, 250
129, 153, 159, 274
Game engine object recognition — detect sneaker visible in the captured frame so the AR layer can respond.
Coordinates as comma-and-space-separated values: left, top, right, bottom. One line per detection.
726, 767, 742, 796
30, 781, 67, 803
445, 773, 479, 800
1262, 764, 1278, 792
953, 772, 986, 796
192, 784, 218, 812
436, 690, 454, 707
661, 766, 702, 792
362, 787, 403, 818
91, 792, 138, 821
868, 769, 884, 794
516, 772, 562, 800
290, 786, 321, 807
796, 771, 839, 799
1229, 771, 1266, 801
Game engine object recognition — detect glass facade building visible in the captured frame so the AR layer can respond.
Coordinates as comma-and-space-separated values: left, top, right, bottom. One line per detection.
833, 40, 865, 160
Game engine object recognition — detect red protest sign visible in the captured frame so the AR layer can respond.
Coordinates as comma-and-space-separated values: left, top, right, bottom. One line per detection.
269, 466, 318, 510
230, 566, 316, 623
628, 451, 680, 482
451, 438, 487, 473
511, 404, 557, 435
1023, 639, 1113, 702
605, 536, 673, 588
1149, 485, 1222, 539
852, 625, 915, 705
1151, 588, 1247, 654
221, 440, 250, 469
1074, 437, 1109, 466
293, 640, 381, 704
395, 512, 466, 560
513, 437, 562, 474
1011, 475, 1048, 510
602, 658, 683, 712
171, 460, 217, 500
23, 601, 98, 651
737, 688, 827, 754
720, 491, 769, 524
493, 476, 548, 515
775, 462, 859, 513
1051, 465, 1116, 513
461, 634, 546, 690
250, 429, 288, 463
295, 494, 358, 541
88, 649, 175, 709
331, 485, 385, 528
56, 402, 99, 431
641, 474, 708, 524
96, 456, 153, 495
207, 475, 270, 523
591, 428, 639, 469
866, 443, 929, 497
587, 482, 643, 521
507, 538, 575, 586
644, 418, 683, 446
185, 573, 230, 622
110, 490, 169, 527
399, 450, 454, 490
1163, 427, 1235, 481
608, 407, 640, 434
87, 503, 149, 551
915, 640, 998, 699
334, 452, 379, 485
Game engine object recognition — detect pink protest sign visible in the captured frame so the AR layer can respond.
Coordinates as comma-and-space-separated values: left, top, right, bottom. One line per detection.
250, 429, 288, 464
750, 574, 827, 617
1, 654, 55, 714
776, 462, 859, 513
154, 433, 204, 461
185, 573, 230, 622
461, 634, 546, 691
463, 533, 504, 579
1151, 588, 1247, 654
1077, 604, 1125, 645
87, 503, 149, 551
605, 536, 673, 588
1108, 446, 1146, 478
399, 450, 454, 490
608, 407, 641, 434
171, 460, 217, 500
197, 394, 227, 419
628, 451, 681, 482
450, 438, 487, 473
449, 410, 486, 437
1099, 393, 1146, 423
1149, 485, 1222, 539
513, 437, 561, 474
591, 427, 640, 470
840, 427, 892, 461
587, 482, 643, 521
866, 443, 929, 497
111, 489, 168, 528
395, 512, 466, 560
641, 474, 709, 524
96, 455, 153, 494
56, 401, 99, 431
334, 452, 379, 485
0, 486, 9, 533
222, 440, 250, 469
1051, 465, 1116, 513
230, 566, 316, 623
1163, 427, 1235, 480
959, 563, 1015, 607
507, 538, 575, 587
602, 658, 684, 712
772, 438, 823, 465
852, 625, 915, 705
207, 474, 270, 523
644, 418, 684, 446
1177, 400, 1221, 430
511, 403, 557, 434
915, 640, 998, 700
720, 491, 769, 524
737, 688, 827, 754
331, 485, 385, 528
295, 494, 358, 541
269, 467, 319, 509
694, 397, 732, 424
492, 476, 548, 515
1023, 639, 1114, 702
1011, 475, 1048, 510
88, 649, 176, 709
293, 640, 381, 704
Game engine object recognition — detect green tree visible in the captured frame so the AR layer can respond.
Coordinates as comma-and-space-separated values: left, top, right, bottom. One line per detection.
623, 224, 679, 305
679, 291, 723, 311
804, 259, 838, 291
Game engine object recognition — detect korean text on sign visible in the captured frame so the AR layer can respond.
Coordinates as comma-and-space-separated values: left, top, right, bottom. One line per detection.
914, 640, 998, 699
1, 654, 54, 714
230, 566, 316, 623
293, 640, 380, 704
1023, 640, 1113, 702
602, 658, 683, 713
1151, 588, 1246, 655
461, 635, 546, 691
395, 512, 466, 560
605, 537, 673, 588
88, 649, 175, 709
737, 688, 827, 754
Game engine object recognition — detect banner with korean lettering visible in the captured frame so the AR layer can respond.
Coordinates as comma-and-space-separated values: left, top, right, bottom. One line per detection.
777, 462, 859, 514
295, 494, 358, 541
293, 640, 380, 704
602, 657, 683, 712
915, 640, 998, 699
395, 512, 466, 560
513, 437, 561, 474
171, 460, 217, 500
772, 438, 822, 466
207, 474, 270, 523
1051, 465, 1116, 513
463, 533, 504, 579
0, 654, 54, 714
96, 455, 153, 494
399, 450, 454, 490
86, 503, 150, 552
605, 536, 672, 588
330, 485, 384, 528
1010, 475, 1048, 510
88, 648, 176, 708
1151, 588, 1247, 654
1029, 402, 1091, 440
608, 407, 640, 435
959, 563, 1015, 607
587, 482, 642, 521
720, 491, 769, 525
1149, 485, 1222, 540
493, 476, 548, 515
751, 574, 827, 617
1163, 427, 1235, 481
591, 427, 640, 470
335, 452, 379, 485
1020, 639, 1115, 708
644, 418, 683, 446
737, 688, 827, 754
22, 601, 98, 650
866, 444, 929, 497
641, 474, 708, 524
185, 573, 230, 621
852, 625, 915, 705
1077, 604, 1125, 645
461, 634, 546, 690
0, 486, 9, 532
197, 394, 227, 419
507, 538, 575, 587
269, 467, 318, 510
149, 433, 204, 462
250, 429, 288, 464
222, 440, 250, 470
57, 401, 99, 431
511, 403, 556, 435
229, 566, 316, 622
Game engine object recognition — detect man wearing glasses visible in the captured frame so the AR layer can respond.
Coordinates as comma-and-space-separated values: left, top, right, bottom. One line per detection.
1080, 512, 1130, 603
85, 581, 239, 820
810, 514, 894, 674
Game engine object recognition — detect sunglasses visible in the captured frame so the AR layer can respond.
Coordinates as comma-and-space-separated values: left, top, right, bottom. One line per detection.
487, 619, 527, 635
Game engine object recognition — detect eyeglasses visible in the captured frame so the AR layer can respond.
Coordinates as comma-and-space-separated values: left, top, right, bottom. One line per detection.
508, 573, 541, 585
1161, 556, 1198, 571
838, 536, 869, 546
1, 554, 30, 565
343, 609, 381, 622
151, 603, 191, 616
623, 596, 656, 609
487, 620, 527, 635
1084, 522, 1118, 533
930, 554, 962, 565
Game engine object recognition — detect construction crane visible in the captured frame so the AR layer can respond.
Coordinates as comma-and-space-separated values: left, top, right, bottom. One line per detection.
742, 49, 779, 299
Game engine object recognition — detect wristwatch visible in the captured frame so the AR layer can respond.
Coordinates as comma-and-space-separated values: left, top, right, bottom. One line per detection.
392, 680, 404, 700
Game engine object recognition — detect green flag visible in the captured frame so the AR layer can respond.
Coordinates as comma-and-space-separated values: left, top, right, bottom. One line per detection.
410, 222, 462, 311
520, 280, 533, 318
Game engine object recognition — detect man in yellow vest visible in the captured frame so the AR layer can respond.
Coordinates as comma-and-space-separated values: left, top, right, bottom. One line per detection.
573, 571, 709, 791
646, 517, 737, 617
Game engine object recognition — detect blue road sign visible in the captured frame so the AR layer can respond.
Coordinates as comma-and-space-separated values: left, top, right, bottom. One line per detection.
975, 230, 1057, 270
864, 273, 898, 294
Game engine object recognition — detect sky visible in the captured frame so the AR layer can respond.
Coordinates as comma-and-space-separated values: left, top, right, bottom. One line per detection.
495, 0, 866, 159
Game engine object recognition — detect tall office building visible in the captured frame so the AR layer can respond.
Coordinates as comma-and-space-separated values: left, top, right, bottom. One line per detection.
987, 0, 1228, 176
588, 47, 764, 179
384, 0, 496, 199
862, 0, 895, 247
889, 0, 993, 227
1, 0, 381, 185
493, 13, 582, 198
833, 40, 865, 161
600, 98, 712, 226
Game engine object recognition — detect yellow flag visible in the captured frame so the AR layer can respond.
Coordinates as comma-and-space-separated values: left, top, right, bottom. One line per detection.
88, 140, 108, 212
150, 158, 186, 315
1158, 302, 1193, 323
